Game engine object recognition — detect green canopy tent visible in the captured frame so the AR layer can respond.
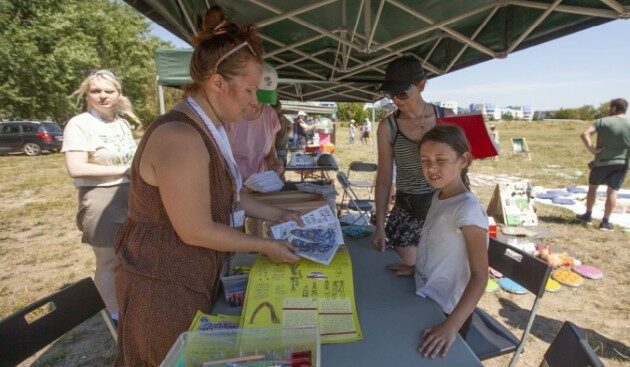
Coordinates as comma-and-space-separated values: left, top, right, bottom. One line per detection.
137, 0, 629, 103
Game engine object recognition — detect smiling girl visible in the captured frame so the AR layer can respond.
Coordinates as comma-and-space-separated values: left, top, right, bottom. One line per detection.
388, 124, 488, 359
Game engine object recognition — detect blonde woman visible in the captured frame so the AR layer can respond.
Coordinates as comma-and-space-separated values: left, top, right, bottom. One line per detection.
62, 70, 139, 325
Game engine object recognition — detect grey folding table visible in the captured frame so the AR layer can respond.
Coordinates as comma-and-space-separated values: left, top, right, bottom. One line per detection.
213, 236, 482, 367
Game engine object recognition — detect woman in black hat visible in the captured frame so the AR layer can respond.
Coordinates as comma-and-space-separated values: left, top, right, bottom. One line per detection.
372, 56, 453, 266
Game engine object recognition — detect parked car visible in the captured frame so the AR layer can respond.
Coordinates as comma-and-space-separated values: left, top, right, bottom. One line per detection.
0, 121, 63, 156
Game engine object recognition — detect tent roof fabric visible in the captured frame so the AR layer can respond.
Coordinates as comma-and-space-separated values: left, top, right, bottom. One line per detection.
130, 0, 630, 102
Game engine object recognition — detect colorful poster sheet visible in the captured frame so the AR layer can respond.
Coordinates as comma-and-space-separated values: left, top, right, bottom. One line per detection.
241, 248, 363, 344
270, 205, 344, 265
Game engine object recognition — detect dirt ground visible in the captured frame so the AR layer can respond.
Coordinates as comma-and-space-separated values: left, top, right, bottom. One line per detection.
1, 120, 628, 366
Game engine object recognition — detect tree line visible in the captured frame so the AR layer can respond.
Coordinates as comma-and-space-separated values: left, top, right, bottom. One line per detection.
0, 0, 180, 128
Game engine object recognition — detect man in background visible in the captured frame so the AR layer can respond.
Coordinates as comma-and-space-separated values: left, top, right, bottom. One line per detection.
577, 98, 630, 230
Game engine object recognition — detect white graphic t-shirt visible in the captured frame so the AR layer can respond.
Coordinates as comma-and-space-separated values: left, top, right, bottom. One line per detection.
61, 111, 137, 187
415, 191, 488, 314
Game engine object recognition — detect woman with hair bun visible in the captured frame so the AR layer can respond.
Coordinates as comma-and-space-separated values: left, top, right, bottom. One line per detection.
62, 69, 139, 326
115, 6, 300, 366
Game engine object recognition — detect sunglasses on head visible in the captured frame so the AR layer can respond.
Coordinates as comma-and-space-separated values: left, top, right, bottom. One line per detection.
383, 84, 417, 100
214, 41, 257, 71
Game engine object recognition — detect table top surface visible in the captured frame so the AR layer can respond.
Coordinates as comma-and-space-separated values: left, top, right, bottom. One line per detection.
213, 236, 482, 367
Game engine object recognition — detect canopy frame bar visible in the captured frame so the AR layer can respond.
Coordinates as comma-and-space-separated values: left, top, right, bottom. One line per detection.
507, 0, 563, 54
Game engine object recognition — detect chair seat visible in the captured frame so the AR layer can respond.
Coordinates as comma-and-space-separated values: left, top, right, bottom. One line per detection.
348, 200, 374, 212
348, 179, 374, 188
465, 308, 520, 360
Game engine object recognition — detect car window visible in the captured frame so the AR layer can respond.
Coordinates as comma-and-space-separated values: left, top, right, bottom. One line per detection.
22, 125, 36, 133
1, 124, 20, 134
40, 123, 62, 133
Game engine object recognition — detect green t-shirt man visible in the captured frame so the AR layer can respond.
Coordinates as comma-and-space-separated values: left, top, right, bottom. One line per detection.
593, 115, 630, 167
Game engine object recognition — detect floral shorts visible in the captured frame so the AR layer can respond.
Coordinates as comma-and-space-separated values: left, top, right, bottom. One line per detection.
385, 204, 424, 247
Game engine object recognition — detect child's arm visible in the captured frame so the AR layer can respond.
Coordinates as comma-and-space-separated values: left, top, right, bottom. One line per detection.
419, 225, 488, 358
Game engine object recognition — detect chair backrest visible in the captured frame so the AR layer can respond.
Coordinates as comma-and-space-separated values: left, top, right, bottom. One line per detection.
488, 238, 551, 298
541, 322, 605, 367
0, 277, 106, 366
337, 172, 356, 196
348, 161, 377, 173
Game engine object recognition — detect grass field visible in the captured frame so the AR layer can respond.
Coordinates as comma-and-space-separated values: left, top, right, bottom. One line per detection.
1, 119, 628, 366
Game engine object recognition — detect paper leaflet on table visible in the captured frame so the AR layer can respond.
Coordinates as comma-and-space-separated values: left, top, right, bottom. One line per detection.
243, 170, 284, 193
188, 310, 240, 332
436, 113, 498, 159
270, 205, 344, 265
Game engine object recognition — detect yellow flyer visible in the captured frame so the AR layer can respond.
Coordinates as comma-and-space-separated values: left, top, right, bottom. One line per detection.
241, 247, 362, 344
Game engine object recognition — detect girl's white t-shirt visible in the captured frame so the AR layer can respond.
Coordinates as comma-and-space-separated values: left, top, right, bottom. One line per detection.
61, 111, 137, 187
414, 191, 488, 314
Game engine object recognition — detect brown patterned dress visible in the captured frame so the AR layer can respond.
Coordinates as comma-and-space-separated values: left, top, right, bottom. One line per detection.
114, 102, 236, 366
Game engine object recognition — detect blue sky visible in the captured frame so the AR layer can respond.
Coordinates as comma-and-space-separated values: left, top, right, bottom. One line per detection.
151, 20, 630, 110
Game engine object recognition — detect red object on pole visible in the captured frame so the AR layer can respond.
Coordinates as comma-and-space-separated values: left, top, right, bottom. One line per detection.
436, 114, 498, 159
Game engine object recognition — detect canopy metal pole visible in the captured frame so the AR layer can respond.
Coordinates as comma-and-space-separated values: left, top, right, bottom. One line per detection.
445, 6, 500, 73
374, 3, 496, 51
507, 0, 563, 54
158, 84, 166, 115
372, 103, 376, 160
387, 0, 496, 57
366, 0, 386, 51
256, 0, 338, 27
508, 0, 622, 18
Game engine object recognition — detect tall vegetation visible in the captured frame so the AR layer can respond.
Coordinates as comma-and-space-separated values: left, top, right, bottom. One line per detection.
0, 0, 176, 127
551, 102, 610, 120
336, 102, 388, 126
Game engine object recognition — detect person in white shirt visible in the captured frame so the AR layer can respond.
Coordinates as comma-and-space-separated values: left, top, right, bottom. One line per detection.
362, 118, 372, 145
388, 125, 488, 359
62, 69, 140, 323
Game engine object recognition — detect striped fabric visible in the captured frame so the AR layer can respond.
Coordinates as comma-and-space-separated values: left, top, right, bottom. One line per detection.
389, 105, 444, 194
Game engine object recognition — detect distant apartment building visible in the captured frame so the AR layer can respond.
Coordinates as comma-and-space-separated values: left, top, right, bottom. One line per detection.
469, 103, 501, 120
434, 101, 458, 114
469, 103, 533, 121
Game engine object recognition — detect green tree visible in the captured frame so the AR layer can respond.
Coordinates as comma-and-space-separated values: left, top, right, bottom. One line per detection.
336, 102, 369, 126
0, 0, 172, 127
501, 112, 514, 121
595, 102, 609, 119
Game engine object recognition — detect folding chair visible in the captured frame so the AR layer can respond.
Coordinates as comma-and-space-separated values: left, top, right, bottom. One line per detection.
540, 321, 605, 367
511, 137, 531, 160
0, 277, 117, 366
465, 238, 552, 367
346, 161, 377, 198
337, 171, 375, 225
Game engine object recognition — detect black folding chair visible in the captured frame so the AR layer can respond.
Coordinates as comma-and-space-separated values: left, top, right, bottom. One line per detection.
0, 277, 117, 366
465, 238, 552, 367
346, 161, 377, 198
337, 171, 375, 225
540, 321, 605, 367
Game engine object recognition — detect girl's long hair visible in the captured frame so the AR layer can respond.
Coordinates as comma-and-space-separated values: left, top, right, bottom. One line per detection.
419, 124, 472, 190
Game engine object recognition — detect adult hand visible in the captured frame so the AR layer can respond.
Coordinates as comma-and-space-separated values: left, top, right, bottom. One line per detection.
386, 262, 415, 276
419, 321, 458, 358
263, 240, 299, 263
372, 226, 388, 252
276, 209, 304, 226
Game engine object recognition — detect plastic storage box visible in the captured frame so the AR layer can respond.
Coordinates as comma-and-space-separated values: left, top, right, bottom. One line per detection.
220, 252, 257, 307
160, 326, 320, 367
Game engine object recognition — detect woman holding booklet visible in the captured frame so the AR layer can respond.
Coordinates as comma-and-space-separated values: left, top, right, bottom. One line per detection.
114, 6, 301, 366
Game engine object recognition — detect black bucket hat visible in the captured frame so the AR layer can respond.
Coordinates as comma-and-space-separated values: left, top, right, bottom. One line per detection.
379, 56, 426, 93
